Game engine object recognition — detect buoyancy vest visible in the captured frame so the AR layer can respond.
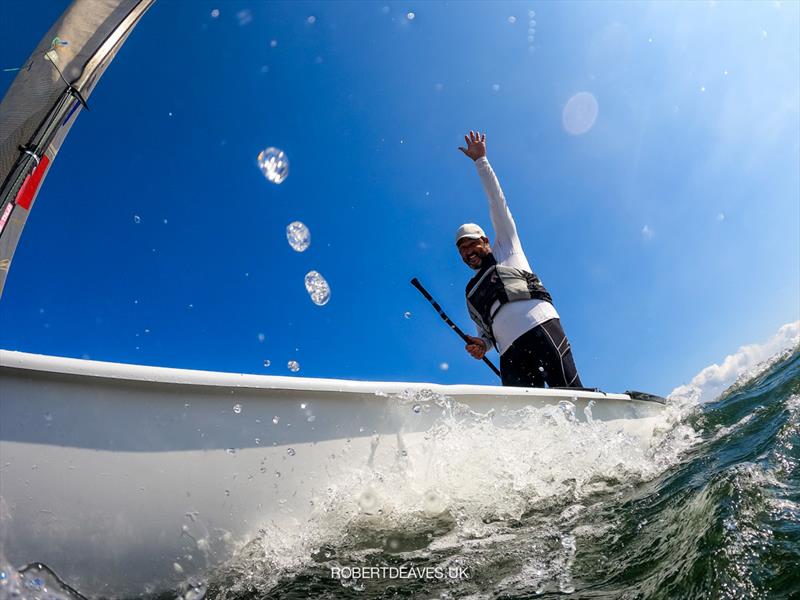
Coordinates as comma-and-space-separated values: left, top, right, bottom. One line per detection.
465, 254, 553, 344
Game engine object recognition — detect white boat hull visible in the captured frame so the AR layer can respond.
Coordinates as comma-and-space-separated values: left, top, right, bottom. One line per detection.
0, 350, 665, 596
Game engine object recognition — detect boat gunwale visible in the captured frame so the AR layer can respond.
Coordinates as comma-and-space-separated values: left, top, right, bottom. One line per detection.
0, 350, 667, 405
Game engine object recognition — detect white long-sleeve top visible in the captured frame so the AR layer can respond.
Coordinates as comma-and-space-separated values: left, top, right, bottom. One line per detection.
472, 156, 559, 355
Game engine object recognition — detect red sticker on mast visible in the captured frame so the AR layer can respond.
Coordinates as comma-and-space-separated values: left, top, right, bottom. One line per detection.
15, 154, 50, 210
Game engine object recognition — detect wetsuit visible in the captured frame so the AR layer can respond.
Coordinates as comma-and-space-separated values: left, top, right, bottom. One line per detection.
468, 157, 582, 388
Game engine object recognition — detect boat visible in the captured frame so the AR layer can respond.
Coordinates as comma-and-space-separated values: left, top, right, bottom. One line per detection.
0, 1, 668, 595
0, 350, 666, 595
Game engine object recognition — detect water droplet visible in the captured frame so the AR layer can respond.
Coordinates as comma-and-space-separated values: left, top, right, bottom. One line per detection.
307, 15, 316, 24
263, 359, 271, 367
412, 404, 421, 413
403, 311, 412, 319
270, 39, 278, 48
43, 412, 53, 422
359, 488, 380, 514
272, 415, 280, 424
507, 15, 517, 23
210, 9, 219, 18
288, 360, 300, 373
423, 489, 447, 515
257, 332, 265, 342
406, 11, 415, 20
255, 438, 261, 445
133, 215, 141, 224
300, 403, 307, 409
287, 448, 296, 456
538, 366, 545, 372
173, 562, 184, 574
275, 471, 281, 477
286, 221, 310, 252
224, 489, 230, 496
528, 9, 535, 17
304, 270, 331, 305
225, 448, 237, 455
700, 85, 706, 92
439, 362, 449, 371
492, 83, 500, 92
233, 403, 242, 414
256, 147, 289, 184
307, 414, 316, 422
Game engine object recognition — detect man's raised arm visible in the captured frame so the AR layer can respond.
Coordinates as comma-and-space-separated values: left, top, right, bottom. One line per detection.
458, 131, 524, 261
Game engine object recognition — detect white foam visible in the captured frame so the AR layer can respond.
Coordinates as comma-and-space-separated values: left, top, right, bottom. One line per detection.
670, 321, 799, 404
220, 392, 698, 594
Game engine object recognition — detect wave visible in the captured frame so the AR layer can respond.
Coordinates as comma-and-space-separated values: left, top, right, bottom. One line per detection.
669, 321, 799, 405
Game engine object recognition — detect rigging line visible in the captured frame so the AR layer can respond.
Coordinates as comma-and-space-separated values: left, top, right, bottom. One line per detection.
3, 38, 67, 77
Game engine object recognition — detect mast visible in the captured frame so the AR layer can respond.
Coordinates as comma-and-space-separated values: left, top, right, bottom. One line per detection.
0, 0, 155, 297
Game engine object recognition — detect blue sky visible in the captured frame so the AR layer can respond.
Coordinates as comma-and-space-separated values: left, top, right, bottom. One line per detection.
1, 1, 798, 396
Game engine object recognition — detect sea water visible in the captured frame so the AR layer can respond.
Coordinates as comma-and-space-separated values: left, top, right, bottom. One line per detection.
209, 346, 800, 599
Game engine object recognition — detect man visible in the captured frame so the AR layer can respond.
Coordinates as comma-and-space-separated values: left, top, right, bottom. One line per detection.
456, 130, 583, 389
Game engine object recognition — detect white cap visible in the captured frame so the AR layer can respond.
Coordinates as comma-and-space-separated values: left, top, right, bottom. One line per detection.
455, 223, 486, 245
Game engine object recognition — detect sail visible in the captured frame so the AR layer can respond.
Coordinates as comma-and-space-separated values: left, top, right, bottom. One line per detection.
0, 0, 154, 297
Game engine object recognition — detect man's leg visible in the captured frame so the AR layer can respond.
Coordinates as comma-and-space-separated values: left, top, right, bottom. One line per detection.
500, 337, 546, 388
536, 318, 583, 388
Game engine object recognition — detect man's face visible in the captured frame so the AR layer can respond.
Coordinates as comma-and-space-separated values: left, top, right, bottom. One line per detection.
457, 236, 491, 270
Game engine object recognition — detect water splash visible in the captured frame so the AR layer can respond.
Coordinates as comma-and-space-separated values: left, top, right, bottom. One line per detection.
0, 562, 86, 600
214, 385, 699, 596
256, 148, 289, 184
304, 271, 330, 306
670, 320, 799, 403
286, 221, 310, 252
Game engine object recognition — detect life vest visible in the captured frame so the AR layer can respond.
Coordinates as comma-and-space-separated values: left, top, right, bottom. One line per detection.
465, 254, 553, 344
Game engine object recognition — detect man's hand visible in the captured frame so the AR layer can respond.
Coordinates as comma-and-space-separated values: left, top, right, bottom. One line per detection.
458, 130, 487, 161
465, 335, 488, 359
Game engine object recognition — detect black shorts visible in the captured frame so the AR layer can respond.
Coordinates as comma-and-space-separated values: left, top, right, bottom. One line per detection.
499, 318, 583, 389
